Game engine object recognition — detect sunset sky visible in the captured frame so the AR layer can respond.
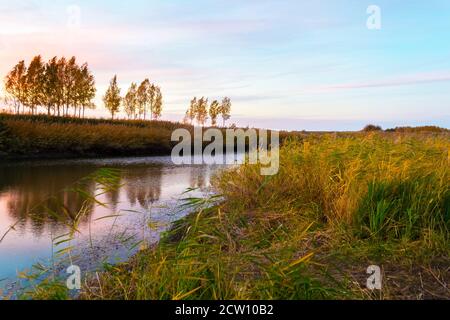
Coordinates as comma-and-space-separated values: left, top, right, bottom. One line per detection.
0, 0, 449, 130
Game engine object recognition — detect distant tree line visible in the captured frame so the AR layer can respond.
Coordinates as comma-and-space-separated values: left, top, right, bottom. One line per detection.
386, 126, 449, 133
362, 124, 383, 132
4, 55, 96, 117
103, 75, 163, 120
184, 97, 231, 127
361, 124, 449, 133
3, 56, 234, 124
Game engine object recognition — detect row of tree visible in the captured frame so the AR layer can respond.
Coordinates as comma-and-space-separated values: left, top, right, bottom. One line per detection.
4, 56, 96, 117
3, 56, 231, 124
103, 76, 163, 120
184, 97, 231, 127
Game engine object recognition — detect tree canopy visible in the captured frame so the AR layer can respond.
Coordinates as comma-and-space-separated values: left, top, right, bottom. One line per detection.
184, 96, 232, 127
4, 55, 96, 117
103, 75, 121, 119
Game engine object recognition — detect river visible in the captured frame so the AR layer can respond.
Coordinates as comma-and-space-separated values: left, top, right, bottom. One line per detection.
0, 156, 237, 296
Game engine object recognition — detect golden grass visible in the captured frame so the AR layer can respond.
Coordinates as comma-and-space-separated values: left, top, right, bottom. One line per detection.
0, 116, 178, 157
71, 132, 449, 300
9, 129, 447, 300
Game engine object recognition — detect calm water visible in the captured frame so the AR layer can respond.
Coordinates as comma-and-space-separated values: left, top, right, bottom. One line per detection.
0, 156, 234, 295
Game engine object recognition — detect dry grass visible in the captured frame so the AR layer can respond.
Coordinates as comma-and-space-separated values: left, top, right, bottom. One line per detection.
0, 113, 190, 157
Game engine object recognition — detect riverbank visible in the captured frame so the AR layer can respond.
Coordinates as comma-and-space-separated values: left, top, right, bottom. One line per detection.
2, 116, 449, 299
0, 114, 193, 159
35, 132, 448, 300
0, 114, 288, 160
0, 157, 225, 299
1, 113, 448, 161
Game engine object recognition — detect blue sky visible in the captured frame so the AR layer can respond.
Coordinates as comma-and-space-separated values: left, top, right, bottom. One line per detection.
0, 0, 449, 130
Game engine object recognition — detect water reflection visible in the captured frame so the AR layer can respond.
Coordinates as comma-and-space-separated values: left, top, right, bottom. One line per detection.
0, 157, 222, 285
122, 166, 163, 209
0, 165, 97, 237
0, 163, 212, 232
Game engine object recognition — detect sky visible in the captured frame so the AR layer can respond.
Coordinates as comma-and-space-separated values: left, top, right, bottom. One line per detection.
0, 0, 449, 131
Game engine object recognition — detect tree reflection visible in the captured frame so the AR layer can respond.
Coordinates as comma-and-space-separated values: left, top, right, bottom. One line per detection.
189, 167, 207, 189
0, 162, 210, 238
0, 165, 97, 235
123, 165, 163, 210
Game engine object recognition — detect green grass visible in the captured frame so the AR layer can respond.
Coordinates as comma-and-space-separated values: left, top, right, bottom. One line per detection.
76, 132, 449, 300
81, 203, 340, 300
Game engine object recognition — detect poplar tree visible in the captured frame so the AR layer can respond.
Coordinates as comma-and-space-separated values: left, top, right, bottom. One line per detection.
152, 87, 163, 120
26, 55, 46, 114
220, 97, 231, 127
209, 100, 220, 126
196, 97, 208, 126
77, 63, 96, 118
103, 75, 121, 119
137, 79, 150, 119
4, 60, 27, 114
145, 84, 153, 119
123, 82, 138, 119
42, 57, 60, 115
55, 57, 67, 116
63, 57, 78, 116
4, 56, 96, 117
185, 97, 197, 125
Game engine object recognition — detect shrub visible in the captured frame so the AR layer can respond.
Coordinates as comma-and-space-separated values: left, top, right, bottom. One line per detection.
362, 124, 383, 132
